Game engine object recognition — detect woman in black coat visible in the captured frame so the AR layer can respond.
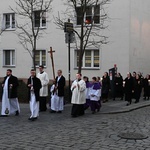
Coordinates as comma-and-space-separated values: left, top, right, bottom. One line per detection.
102, 72, 110, 103
134, 74, 142, 103
114, 73, 123, 100
143, 74, 150, 100
124, 72, 134, 106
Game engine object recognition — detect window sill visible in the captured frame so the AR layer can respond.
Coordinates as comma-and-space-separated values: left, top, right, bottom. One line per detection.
34, 26, 47, 30
74, 67, 100, 70
74, 24, 100, 28
3, 28, 16, 31
3, 65, 16, 68
36, 66, 46, 68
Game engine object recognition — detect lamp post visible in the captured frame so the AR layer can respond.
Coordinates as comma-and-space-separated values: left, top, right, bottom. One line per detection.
64, 19, 74, 101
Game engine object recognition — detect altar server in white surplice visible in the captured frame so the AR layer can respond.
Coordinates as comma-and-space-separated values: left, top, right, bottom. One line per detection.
71, 73, 86, 118
37, 65, 49, 112
89, 77, 101, 114
50, 80, 59, 113
1, 69, 20, 116
27, 69, 42, 121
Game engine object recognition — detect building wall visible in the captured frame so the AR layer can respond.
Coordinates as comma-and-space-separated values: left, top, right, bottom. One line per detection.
100, 0, 130, 78
129, 0, 150, 76
0, 0, 150, 81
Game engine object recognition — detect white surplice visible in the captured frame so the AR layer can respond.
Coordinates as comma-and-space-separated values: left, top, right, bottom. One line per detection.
1, 77, 10, 115
50, 84, 64, 111
71, 79, 86, 104
29, 91, 39, 118
10, 98, 20, 114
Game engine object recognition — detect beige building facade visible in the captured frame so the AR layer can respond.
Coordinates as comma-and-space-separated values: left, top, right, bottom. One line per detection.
0, 0, 150, 81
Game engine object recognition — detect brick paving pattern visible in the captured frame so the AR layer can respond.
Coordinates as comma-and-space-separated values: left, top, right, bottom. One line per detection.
0, 99, 150, 150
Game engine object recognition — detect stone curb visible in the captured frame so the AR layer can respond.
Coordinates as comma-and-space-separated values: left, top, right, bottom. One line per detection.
101, 103, 150, 114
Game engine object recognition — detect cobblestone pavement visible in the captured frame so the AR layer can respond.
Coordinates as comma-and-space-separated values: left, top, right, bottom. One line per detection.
0, 103, 150, 150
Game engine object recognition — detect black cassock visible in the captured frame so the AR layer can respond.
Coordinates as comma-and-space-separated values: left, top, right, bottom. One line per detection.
27, 76, 42, 102
2, 75, 19, 98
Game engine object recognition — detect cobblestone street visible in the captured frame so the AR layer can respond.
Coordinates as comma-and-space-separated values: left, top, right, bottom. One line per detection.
0, 102, 150, 150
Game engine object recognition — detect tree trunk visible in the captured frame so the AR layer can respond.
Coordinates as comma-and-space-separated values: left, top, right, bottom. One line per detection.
33, 38, 36, 70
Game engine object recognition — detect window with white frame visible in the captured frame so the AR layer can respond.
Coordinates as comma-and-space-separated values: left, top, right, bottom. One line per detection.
35, 50, 46, 66
75, 49, 100, 68
3, 50, 15, 66
34, 11, 46, 28
3, 13, 15, 29
76, 5, 100, 25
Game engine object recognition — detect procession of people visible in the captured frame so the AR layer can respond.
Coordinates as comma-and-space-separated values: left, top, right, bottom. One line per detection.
0, 66, 150, 120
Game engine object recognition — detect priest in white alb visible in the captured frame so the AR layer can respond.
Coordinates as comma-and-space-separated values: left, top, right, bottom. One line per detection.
1, 69, 20, 116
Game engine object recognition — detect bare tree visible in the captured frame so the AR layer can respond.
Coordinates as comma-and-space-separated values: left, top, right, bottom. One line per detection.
55, 0, 110, 73
11, 0, 53, 69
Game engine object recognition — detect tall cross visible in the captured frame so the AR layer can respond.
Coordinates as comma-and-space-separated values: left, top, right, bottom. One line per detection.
48, 47, 55, 80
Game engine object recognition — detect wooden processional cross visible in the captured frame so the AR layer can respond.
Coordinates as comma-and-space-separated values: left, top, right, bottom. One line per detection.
48, 47, 55, 80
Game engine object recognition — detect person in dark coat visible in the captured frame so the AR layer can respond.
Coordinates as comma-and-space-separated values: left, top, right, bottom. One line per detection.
143, 74, 150, 100
114, 73, 123, 100
109, 64, 117, 100
124, 72, 134, 106
1, 69, 20, 116
134, 74, 142, 103
27, 69, 42, 121
55, 70, 66, 113
132, 71, 136, 99
101, 72, 110, 103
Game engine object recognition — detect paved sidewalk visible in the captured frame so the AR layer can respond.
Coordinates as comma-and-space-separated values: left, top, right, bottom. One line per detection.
100, 98, 150, 114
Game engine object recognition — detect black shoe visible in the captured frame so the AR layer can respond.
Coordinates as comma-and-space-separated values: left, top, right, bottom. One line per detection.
97, 109, 100, 112
0, 115, 8, 117
32, 117, 37, 121
28, 117, 32, 120
50, 110, 56, 113
92, 111, 96, 114
71, 115, 77, 118
15, 110, 19, 116
57, 111, 62, 113
28, 117, 37, 121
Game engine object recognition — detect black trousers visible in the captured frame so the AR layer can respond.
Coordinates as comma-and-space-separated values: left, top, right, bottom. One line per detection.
71, 104, 84, 117
125, 92, 132, 104
39, 97, 47, 111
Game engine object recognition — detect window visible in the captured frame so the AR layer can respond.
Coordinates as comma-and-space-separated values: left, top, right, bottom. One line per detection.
35, 50, 46, 66
76, 5, 100, 25
3, 13, 15, 29
3, 50, 15, 66
34, 11, 46, 28
75, 49, 99, 68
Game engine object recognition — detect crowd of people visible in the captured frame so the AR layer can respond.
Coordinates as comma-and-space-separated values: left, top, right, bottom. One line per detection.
100, 71, 150, 106
69, 71, 150, 117
0, 66, 150, 120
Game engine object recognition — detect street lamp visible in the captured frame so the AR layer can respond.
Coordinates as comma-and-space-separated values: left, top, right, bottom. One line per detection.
64, 19, 74, 101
